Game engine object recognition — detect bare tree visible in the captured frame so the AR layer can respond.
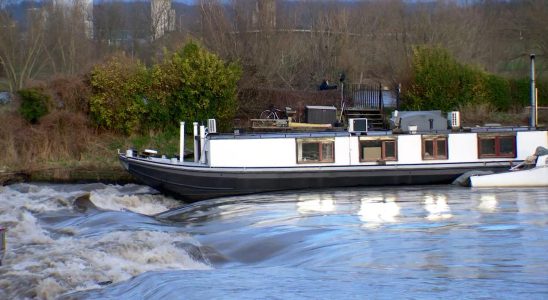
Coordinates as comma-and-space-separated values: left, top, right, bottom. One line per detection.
0, 3, 48, 92
43, 0, 94, 75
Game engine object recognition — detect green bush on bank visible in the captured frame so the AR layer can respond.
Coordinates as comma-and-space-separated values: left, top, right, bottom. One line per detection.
403, 45, 545, 112
90, 55, 149, 134
90, 42, 242, 135
485, 74, 511, 111
18, 88, 51, 123
404, 46, 480, 111
145, 42, 241, 133
509, 78, 548, 107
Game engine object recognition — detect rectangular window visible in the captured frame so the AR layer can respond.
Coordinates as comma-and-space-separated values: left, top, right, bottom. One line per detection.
297, 138, 335, 163
478, 134, 516, 158
359, 138, 397, 162
422, 136, 448, 160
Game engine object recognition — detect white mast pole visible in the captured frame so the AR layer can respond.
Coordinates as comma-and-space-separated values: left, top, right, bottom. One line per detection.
199, 125, 206, 164
193, 122, 199, 163
179, 121, 185, 163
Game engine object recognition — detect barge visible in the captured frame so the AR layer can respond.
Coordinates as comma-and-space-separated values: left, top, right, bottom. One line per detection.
119, 118, 548, 202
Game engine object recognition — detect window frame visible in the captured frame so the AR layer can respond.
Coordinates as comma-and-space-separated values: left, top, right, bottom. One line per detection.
422, 135, 448, 160
359, 137, 398, 162
477, 134, 516, 158
296, 138, 335, 164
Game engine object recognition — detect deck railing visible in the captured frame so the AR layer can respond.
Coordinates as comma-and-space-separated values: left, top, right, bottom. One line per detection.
343, 83, 384, 113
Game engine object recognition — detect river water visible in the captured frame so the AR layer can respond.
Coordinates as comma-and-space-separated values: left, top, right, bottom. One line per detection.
0, 183, 547, 299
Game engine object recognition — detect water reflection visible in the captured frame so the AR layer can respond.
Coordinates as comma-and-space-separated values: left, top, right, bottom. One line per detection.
296, 194, 335, 214
358, 196, 400, 228
478, 194, 498, 213
423, 194, 452, 220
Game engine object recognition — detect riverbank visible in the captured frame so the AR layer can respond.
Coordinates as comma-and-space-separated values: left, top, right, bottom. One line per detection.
0, 160, 135, 186
0, 122, 189, 186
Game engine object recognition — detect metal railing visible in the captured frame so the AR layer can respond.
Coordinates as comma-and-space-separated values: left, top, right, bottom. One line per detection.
343, 83, 384, 113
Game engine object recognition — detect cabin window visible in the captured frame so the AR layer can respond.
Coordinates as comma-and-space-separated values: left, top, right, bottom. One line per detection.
477, 134, 516, 158
422, 136, 448, 160
296, 139, 335, 163
359, 138, 397, 162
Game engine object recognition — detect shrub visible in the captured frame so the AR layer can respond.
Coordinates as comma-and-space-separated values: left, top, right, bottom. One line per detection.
89, 43, 242, 134
404, 45, 518, 112
485, 75, 511, 111
147, 42, 242, 132
18, 88, 51, 123
509, 78, 548, 107
90, 54, 149, 134
49, 75, 91, 114
509, 78, 530, 107
403, 46, 488, 111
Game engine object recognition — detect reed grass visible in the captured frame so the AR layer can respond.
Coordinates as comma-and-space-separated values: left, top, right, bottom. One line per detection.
0, 107, 186, 183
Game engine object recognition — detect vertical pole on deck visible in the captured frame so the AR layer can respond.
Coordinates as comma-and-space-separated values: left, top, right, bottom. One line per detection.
199, 125, 206, 164
530, 54, 536, 128
193, 122, 199, 163
179, 122, 185, 163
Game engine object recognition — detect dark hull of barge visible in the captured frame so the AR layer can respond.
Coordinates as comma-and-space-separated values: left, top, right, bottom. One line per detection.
119, 154, 511, 202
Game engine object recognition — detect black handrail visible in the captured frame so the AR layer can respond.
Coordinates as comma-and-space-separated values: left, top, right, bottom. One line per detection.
343, 83, 384, 113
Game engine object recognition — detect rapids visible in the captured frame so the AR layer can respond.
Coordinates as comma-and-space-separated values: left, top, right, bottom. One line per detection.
0, 183, 547, 299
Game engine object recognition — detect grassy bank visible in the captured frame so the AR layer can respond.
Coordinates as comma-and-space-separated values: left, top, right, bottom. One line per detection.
0, 106, 190, 185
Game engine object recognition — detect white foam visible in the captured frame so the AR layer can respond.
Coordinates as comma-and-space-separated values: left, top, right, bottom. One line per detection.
0, 184, 81, 214
11, 211, 54, 245
0, 183, 206, 299
90, 186, 180, 215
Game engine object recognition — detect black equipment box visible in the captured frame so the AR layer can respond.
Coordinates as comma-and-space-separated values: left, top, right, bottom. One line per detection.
305, 105, 337, 124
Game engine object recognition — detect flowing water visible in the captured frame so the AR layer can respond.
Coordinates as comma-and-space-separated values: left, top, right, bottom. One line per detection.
0, 183, 547, 299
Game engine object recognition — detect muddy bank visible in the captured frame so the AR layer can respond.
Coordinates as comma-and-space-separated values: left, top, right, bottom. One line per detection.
0, 165, 136, 186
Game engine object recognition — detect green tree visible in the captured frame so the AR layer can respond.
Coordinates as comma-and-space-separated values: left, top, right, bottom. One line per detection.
89, 54, 150, 134
404, 46, 517, 112
405, 46, 483, 111
147, 42, 242, 132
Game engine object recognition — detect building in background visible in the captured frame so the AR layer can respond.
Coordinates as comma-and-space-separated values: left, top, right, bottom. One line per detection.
151, 0, 175, 40
53, 0, 93, 38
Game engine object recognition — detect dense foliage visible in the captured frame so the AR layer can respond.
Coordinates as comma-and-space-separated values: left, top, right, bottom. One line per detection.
147, 42, 242, 132
508, 78, 548, 107
89, 42, 241, 134
404, 46, 483, 111
90, 55, 149, 134
18, 88, 51, 124
403, 46, 546, 112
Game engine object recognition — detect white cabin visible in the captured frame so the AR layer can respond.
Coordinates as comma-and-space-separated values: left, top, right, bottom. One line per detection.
205, 129, 547, 168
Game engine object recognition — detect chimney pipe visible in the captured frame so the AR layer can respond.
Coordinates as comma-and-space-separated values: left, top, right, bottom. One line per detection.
530, 54, 536, 128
